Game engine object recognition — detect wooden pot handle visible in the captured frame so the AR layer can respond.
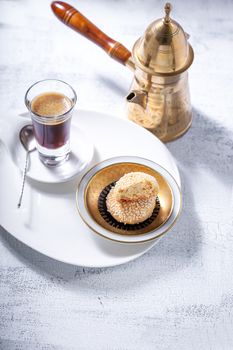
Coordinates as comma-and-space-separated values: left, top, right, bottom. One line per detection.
51, 1, 132, 65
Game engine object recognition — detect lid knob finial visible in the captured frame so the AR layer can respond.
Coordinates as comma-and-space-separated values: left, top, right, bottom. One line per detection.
164, 2, 172, 23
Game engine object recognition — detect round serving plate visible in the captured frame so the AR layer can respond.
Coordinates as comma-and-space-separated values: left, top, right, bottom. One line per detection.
0, 110, 181, 267
77, 156, 181, 243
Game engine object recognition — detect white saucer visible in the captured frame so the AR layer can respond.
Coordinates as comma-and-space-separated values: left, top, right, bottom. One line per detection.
0, 110, 181, 267
1, 113, 94, 183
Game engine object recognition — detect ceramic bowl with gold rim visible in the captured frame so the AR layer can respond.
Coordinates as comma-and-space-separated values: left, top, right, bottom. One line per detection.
76, 156, 181, 244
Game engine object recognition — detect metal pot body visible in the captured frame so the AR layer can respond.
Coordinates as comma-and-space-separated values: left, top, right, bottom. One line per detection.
127, 68, 192, 142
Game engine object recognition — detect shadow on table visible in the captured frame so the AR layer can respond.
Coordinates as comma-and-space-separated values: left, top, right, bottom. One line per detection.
0, 108, 232, 290
96, 74, 128, 97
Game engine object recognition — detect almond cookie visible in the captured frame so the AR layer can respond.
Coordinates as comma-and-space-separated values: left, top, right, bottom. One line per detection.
106, 187, 156, 225
114, 171, 158, 202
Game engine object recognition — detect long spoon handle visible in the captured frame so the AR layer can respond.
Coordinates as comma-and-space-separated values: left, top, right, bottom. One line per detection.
17, 151, 29, 208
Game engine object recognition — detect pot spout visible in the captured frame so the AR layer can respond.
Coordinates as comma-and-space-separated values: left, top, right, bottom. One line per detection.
126, 90, 147, 108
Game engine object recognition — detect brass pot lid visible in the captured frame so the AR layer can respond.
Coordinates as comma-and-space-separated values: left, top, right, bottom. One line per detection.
132, 3, 194, 75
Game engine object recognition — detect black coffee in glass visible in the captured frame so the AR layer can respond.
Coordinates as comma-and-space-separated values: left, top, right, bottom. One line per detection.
31, 92, 72, 149
25, 79, 77, 166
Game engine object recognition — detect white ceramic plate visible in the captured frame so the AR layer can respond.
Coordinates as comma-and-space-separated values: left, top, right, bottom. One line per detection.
77, 156, 181, 244
0, 110, 181, 267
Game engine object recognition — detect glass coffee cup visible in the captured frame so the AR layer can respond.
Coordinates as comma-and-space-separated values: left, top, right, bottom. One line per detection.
25, 79, 77, 166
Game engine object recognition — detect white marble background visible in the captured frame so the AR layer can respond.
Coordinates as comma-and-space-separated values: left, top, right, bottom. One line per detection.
0, 0, 233, 349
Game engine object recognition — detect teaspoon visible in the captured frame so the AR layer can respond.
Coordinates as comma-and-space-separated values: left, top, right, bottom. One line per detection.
17, 125, 36, 208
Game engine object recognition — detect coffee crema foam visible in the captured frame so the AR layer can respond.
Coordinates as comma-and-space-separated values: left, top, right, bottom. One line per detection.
31, 92, 72, 117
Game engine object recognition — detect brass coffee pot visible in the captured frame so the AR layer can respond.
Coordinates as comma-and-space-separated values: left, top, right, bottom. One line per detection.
51, 2, 194, 142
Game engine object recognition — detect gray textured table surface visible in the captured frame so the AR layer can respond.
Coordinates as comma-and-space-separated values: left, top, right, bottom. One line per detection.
0, 0, 233, 349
